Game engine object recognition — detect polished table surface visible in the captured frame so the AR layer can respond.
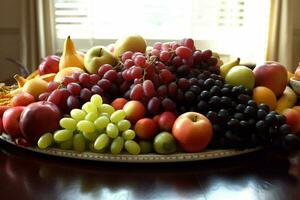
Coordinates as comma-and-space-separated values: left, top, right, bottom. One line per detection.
0, 140, 300, 200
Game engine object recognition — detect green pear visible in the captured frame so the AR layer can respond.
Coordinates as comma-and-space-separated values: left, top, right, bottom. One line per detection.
153, 132, 177, 154
225, 65, 255, 89
113, 34, 147, 59
84, 46, 117, 74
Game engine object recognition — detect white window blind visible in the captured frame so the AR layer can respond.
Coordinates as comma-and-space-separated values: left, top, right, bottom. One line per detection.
53, 0, 270, 63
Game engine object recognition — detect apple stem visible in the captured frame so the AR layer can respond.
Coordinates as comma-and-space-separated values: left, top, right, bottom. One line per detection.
192, 115, 198, 122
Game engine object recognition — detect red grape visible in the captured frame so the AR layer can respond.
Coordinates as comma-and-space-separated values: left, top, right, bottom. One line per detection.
134, 55, 146, 67
162, 98, 176, 111
157, 85, 167, 97
168, 82, 178, 97
47, 89, 62, 106
131, 66, 144, 79
151, 49, 160, 57
130, 84, 143, 100
159, 69, 174, 83
67, 82, 81, 95
147, 97, 161, 115
80, 88, 92, 102
171, 56, 183, 67
67, 95, 80, 110
175, 46, 193, 59
159, 51, 170, 62
38, 92, 50, 101
201, 50, 212, 60
47, 81, 59, 92
90, 74, 101, 84
153, 42, 162, 50
98, 64, 113, 77
79, 73, 90, 85
103, 70, 117, 81
143, 80, 155, 97
97, 79, 111, 91
178, 78, 190, 90
121, 51, 133, 62
193, 50, 202, 64
183, 38, 194, 49
91, 85, 103, 95
124, 59, 135, 69
62, 76, 75, 86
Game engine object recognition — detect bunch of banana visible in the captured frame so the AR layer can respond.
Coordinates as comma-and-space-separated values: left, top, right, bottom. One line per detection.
275, 86, 298, 114
220, 57, 240, 78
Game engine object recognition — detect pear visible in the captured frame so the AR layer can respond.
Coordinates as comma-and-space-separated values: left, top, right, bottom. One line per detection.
113, 34, 147, 59
59, 36, 85, 71
220, 57, 240, 78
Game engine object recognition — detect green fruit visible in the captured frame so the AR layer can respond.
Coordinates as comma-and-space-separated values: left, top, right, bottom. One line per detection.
139, 140, 153, 154
153, 132, 177, 154
225, 65, 255, 89
220, 57, 240, 78
84, 46, 117, 74
113, 34, 147, 59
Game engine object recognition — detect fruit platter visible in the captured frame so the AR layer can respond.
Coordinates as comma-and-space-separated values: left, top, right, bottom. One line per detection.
0, 35, 300, 163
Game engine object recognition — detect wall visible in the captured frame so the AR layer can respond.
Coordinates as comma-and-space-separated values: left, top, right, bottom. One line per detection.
0, 0, 21, 83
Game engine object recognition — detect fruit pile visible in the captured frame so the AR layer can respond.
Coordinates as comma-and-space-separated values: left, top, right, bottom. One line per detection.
1, 34, 300, 156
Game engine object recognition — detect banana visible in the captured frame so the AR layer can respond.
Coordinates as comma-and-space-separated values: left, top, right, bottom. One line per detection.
14, 74, 27, 87
275, 86, 298, 114
212, 52, 223, 66
220, 57, 240, 78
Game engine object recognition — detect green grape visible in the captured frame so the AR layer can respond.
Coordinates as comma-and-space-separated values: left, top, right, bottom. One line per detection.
117, 119, 131, 131
124, 140, 141, 155
70, 109, 87, 121
122, 129, 136, 140
99, 113, 110, 118
82, 102, 98, 113
85, 112, 99, 122
94, 116, 110, 131
139, 140, 153, 154
94, 133, 110, 150
90, 94, 103, 107
77, 120, 96, 133
98, 104, 115, 116
60, 139, 73, 150
106, 123, 119, 138
73, 133, 86, 152
110, 110, 126, 123
38, 132, 53, 149
53, 129, 73, 142
82, 131, 98, 142
110, 136, 124, 154
89, 142, 106, 153
59, 118, 77, 131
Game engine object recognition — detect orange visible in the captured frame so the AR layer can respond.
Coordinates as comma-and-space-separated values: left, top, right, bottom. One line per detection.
252, 86, 277, 110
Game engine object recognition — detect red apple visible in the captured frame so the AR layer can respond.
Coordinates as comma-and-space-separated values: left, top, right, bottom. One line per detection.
0, 105, 10, 117
158, 111, 177, 131
0, 117, 3, 133
20, 101, 61, 144
123, 100, 146, 123
134, 118, 158, 140
38, 55, 60, 75
111, 98, 128, 110
253, 61, 287, 97
282, 108, 300, 134
11, 92, 35, 107
172, 112, 213, 152
2, 106, 25, 138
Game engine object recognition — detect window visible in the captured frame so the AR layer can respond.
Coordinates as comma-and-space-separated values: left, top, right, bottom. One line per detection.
53, 0, 270, 64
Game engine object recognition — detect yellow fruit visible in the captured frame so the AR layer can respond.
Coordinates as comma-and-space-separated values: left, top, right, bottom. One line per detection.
113, 34, 147, 59
220, 57, 240, 78
14, 74, 27, 87
253, 86, 277, 110
59, 36, 85, 70
275, 86, 297, 114
54, 67, 84, 83
22, 78, 48, 100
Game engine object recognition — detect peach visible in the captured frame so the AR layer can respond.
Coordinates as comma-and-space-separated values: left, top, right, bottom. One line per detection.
123, 100, 146, 123
253, 61, 287, 97
134, 118, 158, 140
282, 108, 300, 134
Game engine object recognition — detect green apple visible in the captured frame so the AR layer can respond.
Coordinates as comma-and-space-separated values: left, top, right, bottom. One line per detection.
225, 65, 255, 89
84, 46, 117, 74
153, 132, 177, 154
113, 34, 147, 59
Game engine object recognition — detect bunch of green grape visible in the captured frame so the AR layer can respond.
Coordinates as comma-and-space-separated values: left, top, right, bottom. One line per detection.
37, 94, 141, 155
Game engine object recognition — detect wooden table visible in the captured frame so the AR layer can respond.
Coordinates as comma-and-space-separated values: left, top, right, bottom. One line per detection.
0, 140, 299, 200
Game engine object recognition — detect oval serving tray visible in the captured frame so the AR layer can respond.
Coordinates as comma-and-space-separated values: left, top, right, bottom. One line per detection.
0, 134, 261, 163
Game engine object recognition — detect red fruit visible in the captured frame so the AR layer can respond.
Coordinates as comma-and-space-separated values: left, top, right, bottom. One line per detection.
123, 100, 146, 123
134, 118, 158, 140
11, 92, 35, 107
172, 112, 213, 152
20, 101, 61, 144
2, 106, 25, 138
38, 55, 60, 75
0, 105, 10, 117
158, 111, 177, 131
111, 98, 128, 110
282, 108, 300, 134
